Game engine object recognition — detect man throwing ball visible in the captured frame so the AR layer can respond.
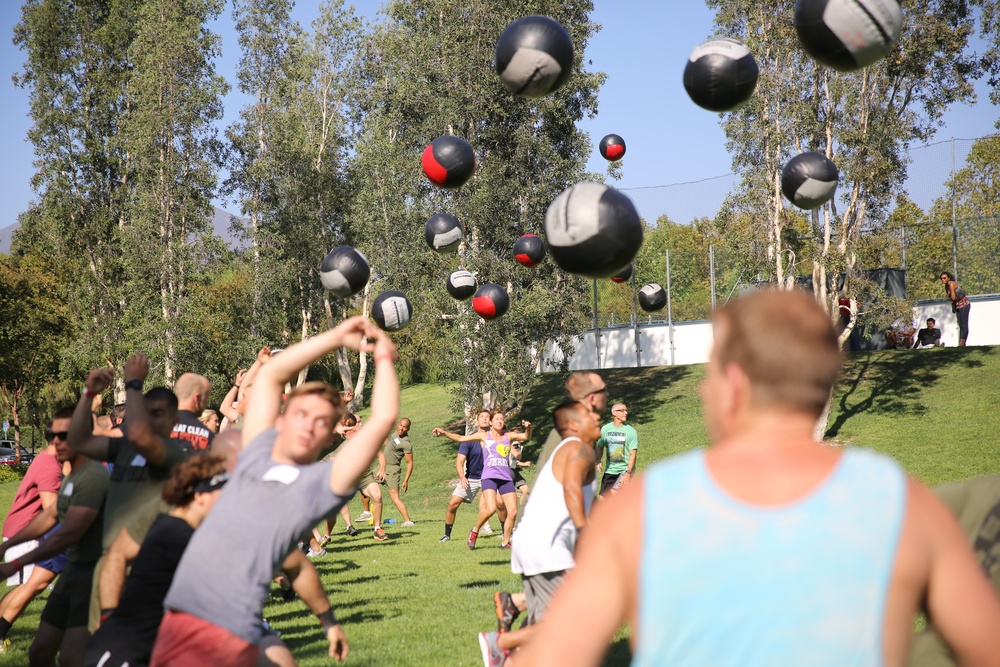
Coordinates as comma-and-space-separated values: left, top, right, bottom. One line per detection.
151, 317, 399, 667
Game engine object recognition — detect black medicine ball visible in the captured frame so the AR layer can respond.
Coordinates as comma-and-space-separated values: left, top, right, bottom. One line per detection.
320, 246, 370, 297
472, 283, 510, 320
781, 151, 839, 210
513, 234, 546, 267
638, 283, 667, 312
794, 0, 903, 72
372, 290, 413, 331
495, 16, 574, 98
683, 38, 758, 112
599, 134, 626, 161
446, 270, 477, 300
425, 213, 464, 253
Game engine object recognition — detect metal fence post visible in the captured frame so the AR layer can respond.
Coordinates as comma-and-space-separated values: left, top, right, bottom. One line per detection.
666, 249, 676, 366
709, 245, 717, 310
592, 279, 601, 370
951, 137, 959, 280
630, 269, 641, 368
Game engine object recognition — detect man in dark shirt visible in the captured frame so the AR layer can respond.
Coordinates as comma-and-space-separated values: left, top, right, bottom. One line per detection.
915, 318, 942, 348
170, 373, 213, 452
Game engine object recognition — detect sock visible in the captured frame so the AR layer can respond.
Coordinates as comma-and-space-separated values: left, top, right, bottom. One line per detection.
0, 618, 11, 640
444, 523, 453, 537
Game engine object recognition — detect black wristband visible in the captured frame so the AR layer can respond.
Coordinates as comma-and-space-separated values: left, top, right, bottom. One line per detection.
318, 608, 338, 630
125, 379, 144, 392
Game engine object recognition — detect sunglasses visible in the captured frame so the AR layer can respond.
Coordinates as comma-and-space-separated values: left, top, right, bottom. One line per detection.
46, 430, 69, 441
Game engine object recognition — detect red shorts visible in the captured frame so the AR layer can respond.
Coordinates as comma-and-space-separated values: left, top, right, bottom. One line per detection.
150, 610, 259, 667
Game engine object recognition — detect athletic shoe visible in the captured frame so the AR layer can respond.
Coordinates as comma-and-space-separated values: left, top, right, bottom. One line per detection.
0, 639, 10, 653
306, 548, 327, 559
500, 541, 512, 550
373, 528, 389, 542
439, 535, 451, 542
401, 520, 416, 527
320, 534, 331, 547
356, 511, 372, 522
467, 530, 478, 550
494, 592, 521, 633
345, 525, 358, 537
480, 523, 494, 535
478, 631, 507, 667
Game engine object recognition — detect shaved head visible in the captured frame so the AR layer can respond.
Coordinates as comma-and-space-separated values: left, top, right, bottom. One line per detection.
211, 429, 242, 473
565, 372, 602, 400
175, 373, 210, 410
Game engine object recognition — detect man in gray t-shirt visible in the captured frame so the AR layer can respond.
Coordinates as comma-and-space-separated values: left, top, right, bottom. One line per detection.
153, 317, 400, 667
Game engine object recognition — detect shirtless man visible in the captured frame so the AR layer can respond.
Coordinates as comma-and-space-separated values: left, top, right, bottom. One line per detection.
517, 289, 1000, 667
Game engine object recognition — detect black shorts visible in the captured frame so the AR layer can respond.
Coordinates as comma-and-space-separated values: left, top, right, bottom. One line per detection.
600, 472, 623, 496
40, 560, 96, 629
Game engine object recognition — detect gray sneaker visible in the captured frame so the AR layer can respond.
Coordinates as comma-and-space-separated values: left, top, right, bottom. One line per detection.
306, 548, 327, 559
356, 511, 372, 522
478, 631, 506, 667
345, 525, 358, 536
439, 535, 451, 542
401, 520, 416, 527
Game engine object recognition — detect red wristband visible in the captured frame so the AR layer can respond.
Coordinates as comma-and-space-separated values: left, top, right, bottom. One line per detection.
11, 558, 21, 571
374, 354, 395, 364
82, 386, 95, 398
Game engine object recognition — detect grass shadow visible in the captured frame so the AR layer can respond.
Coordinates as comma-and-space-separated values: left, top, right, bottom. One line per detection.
599, 635, 633, 666
457, 579, 503, 589
826, 347, 997, 438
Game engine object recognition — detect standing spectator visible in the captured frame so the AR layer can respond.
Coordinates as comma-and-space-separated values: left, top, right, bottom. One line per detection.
594, 403, 638, 497
198, 409, 220, 434
516, 289, 1000, 667
0, 406, 110, 667
941, 272, 970, 346
170, 373, 213, 452
0, 417, 68, 651
382, 418, 415, 526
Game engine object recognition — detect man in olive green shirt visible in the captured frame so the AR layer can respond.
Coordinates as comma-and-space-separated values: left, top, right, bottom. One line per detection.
0, 406, 110, 664
381, 418, 415, 526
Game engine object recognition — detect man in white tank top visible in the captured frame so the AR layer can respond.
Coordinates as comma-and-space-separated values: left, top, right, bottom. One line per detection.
478, 400, 600, 667
517, 289, 1000, 667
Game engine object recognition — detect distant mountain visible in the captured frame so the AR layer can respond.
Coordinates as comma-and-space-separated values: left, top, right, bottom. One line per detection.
0, 206, 244, 254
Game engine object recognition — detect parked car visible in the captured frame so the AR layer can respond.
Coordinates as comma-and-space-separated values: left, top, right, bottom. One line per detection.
0, 441, 34, 465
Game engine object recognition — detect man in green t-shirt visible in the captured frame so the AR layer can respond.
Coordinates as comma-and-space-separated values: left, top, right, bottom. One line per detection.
595, 403, 638, 497
0, 405, 110, 664
381, 418, 414, 526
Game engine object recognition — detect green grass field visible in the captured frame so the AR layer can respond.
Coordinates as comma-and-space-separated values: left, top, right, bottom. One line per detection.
0, 346, 998, 665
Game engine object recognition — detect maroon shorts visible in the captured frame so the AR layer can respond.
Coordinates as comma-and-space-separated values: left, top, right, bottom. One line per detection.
150, 610, 259, 667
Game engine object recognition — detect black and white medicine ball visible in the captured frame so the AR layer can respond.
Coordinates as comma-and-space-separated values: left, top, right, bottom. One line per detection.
513, 234, 546, 268
638, 283, 667, 312
446, 270, 477, 300
599, 134, 626, 161
495, 15, 574, 98
683, 38, 759, 112
794, 0, 903, 72
472, 283, 510, 320
422, 135, 476, 189
543, 182, 643, 279
371, 290, 413, 332
319, 246, 370, 297
781, 151, 839, 210
425, 213, 464, 253
611, 263, 633, 283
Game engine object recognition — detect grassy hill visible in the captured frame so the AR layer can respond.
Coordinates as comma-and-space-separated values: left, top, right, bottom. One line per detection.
0, 346, 997, 665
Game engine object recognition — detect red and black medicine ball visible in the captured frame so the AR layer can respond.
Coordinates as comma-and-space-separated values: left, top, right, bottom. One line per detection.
611, 262, 633, 283
472, 283, 510, 320
422, 135, 476, 189
599, 134, 626, 161
513, 234, 546, 267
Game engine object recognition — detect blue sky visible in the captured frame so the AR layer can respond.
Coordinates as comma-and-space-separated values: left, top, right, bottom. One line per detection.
0, 1, 996, 232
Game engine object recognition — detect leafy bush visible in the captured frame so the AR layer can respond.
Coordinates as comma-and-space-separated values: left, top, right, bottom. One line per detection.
0, 465, 29, 484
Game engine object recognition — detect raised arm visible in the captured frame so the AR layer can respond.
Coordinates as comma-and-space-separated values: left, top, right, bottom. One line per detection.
68, 369, 113, 461
243, 318, 376, 447
219, 370, 245, 422
329, 328, 399, 496
123, 354, 170, 466
238, 347, 271, 405
509, 420, 533, 442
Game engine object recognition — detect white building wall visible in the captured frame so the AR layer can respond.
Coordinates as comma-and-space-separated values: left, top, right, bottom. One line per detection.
539, 296, 1000, 372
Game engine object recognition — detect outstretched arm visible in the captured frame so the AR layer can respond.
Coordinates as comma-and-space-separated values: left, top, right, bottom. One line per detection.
509, 421, 533, 442
329, 328, 399, 496
432, 428, 485, 444
0, 505, 100, 579
243, 318, 376, 448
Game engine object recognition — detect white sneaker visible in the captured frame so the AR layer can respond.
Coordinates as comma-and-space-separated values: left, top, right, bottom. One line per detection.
356, 511, 372, 522
401, 520, 416, 527
480, 523, 493, 535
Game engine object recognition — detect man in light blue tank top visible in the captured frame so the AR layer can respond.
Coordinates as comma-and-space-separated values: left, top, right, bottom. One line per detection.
517, 289, 1000, 667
